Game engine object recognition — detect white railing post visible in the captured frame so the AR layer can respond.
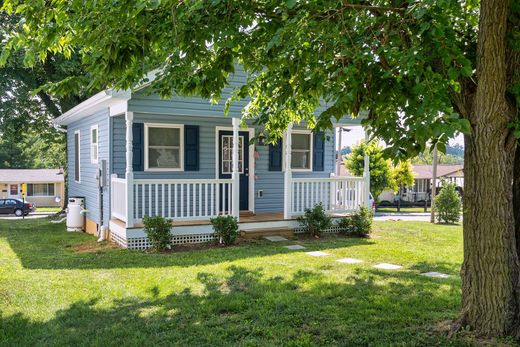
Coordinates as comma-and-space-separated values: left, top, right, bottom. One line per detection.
125, 111, 134, 227
284, 123, 293, 219
111, 173, 117, 219
363, 152, 370, 209
231, 117, 240, 220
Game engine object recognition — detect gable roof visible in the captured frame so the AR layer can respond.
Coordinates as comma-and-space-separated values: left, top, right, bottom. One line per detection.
0, 169, 64, 183
412, 165, 464, 179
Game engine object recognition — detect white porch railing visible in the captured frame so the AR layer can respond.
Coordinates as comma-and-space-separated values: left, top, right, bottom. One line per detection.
290, 176, 366, 215
111, 176, 128, 222
132, 178, 234, 222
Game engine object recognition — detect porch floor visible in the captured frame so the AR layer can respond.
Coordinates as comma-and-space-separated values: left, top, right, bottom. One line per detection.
110, 212, 292, 230
110, 211, 353, 230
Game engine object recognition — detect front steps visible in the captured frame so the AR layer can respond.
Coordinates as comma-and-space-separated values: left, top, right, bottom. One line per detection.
240, 227, 294, 240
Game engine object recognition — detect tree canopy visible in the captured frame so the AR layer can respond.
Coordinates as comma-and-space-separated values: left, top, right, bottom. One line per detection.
0, 10, 85, 168
344, 141, 394, 200
1, 0, 475, 152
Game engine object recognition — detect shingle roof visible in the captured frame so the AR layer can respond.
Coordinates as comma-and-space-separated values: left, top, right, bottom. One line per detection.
412, 165, 464, 179
0, 169, 64, 183
337, 163, 463, 179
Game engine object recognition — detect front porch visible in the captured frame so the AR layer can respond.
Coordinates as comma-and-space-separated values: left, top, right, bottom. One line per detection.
109, 111, 370, 248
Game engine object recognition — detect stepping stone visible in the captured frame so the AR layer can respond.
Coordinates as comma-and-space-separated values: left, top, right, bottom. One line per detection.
305, 251, 329, 257
284, 245, 306, 250
421, 272, 450, 279
264, 236, 288, 242
373, 263, 402, 270
336, 258, 363, 264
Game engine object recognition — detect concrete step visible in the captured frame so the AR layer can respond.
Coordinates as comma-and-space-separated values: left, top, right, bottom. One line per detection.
240, 227, 294, 239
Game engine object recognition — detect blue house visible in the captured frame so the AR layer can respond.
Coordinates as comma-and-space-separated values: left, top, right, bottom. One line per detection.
54, 68, 369, 249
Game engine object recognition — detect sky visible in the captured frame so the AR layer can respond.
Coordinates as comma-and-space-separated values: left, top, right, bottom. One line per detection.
337, 126, 465, 149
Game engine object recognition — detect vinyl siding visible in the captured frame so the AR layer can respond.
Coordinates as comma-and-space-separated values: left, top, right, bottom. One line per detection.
112, 113, 335, 213
67, 109, 110, 226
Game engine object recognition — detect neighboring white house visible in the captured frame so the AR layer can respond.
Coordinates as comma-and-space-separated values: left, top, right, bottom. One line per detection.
0, 169, 65, 207
378, 164, 464, 203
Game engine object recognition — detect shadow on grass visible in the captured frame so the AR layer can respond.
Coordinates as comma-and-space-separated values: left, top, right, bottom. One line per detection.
0, 219, 373, 270
0, 265, 465, 346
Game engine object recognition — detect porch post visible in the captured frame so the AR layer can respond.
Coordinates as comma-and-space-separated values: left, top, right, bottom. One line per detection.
284, 123, 293, 219
232, 117, 240, 220
125, 111, 134, 227
363, 130, 371, 209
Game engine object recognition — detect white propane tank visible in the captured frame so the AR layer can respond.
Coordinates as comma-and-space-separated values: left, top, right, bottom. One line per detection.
66, 197, 85, 232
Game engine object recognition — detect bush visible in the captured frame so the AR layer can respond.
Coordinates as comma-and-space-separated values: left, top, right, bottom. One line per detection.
435, 181, 462, 224
210, 215, 239, 246
143, 215, 172, 251
338, 206, 374, 236
297, 203, 332, 237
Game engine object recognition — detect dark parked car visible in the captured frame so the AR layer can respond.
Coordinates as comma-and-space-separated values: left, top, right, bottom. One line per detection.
0, 199, 35, 216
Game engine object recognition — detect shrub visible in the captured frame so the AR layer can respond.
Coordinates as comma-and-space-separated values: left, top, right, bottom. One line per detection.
435, 181, 462, 224
339, 206, 374, 236
210, 215, 239, 246
297, 203, 332, 237
143, 215, 172, 251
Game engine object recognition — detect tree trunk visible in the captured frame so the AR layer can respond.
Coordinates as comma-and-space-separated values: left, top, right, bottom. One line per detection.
459, 0, 519, 337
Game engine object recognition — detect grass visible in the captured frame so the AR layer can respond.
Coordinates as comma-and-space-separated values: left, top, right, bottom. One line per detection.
377, 206, 429, 213
0, 218, 471, 346
34, 207, 62, 213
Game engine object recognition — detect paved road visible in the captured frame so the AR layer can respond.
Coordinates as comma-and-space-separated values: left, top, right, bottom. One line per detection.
0, 212, 58, 220
374, 212, 432, 222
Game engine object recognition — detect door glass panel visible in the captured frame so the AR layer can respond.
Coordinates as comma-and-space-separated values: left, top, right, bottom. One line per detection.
221, 135, 244, 174
9, 185, 18, 195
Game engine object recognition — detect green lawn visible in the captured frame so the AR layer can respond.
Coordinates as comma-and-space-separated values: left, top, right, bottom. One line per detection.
377, 207, 429, 213
0, 219, 470, 346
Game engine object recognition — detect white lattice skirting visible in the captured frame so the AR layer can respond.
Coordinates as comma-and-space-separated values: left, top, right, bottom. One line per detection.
112, 232, 217, 250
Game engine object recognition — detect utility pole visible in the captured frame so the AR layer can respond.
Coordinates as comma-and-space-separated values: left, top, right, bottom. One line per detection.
430, 144, 438, 223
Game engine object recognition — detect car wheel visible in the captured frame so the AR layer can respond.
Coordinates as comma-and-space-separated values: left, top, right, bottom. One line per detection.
14, 209, 23, 217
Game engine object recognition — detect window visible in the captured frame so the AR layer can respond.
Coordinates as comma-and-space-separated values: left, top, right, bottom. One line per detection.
145, 124, 184, 170
9, 184, 18, 196
291, 132, 312, 170
221, 135, 244, 174
90, 125, 98, 164
74, 130, 81, 182
27, 183, 55, 197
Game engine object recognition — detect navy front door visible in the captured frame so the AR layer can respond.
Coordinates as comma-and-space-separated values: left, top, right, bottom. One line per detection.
219, 131, 249, 211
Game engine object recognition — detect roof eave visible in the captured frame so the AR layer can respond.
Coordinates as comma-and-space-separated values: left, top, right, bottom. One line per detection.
53, 89, 131, 126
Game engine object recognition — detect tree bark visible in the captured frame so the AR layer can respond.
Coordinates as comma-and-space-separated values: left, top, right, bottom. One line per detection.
459, 0, 520, 337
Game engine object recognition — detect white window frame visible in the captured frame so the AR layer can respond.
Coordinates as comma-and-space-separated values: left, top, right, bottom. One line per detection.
90, 124, 99, 164
27, 183, 55, 197
290, 130, 313, 172
74, 130, 81, 183
144, 123, 184, 171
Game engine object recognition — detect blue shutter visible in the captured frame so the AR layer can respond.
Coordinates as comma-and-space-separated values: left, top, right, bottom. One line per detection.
184, 125, 199, 171
132, 123, 144, 172
313, 132, 325, 171
269, 139, 283, 171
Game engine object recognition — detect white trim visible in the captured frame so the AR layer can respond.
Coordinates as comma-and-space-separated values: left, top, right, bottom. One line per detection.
74, 130, 81, 183
281, 129, 313, 172
54, 89, 131, 126
144, 123, 185, 172
90, 124, 99, 164
215, 125, 255, 213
